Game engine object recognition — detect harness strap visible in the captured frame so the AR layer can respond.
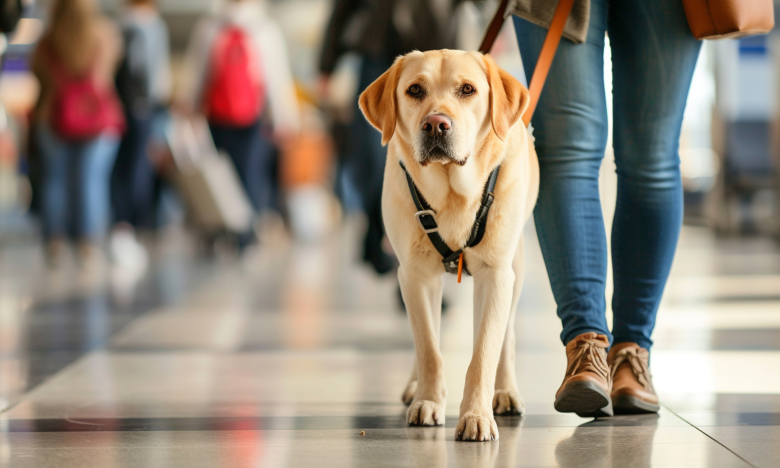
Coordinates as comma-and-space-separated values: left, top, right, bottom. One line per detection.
400, 161, 500, 276
398, 0, 573, 278
466, 165, 500, 247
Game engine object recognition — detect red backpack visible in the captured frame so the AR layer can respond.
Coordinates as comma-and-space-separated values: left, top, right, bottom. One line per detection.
204, 25, 264, 127
48, 44, 125, 141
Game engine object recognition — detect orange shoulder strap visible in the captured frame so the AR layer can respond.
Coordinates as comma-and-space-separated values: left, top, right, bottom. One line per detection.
478, 0, 576, 126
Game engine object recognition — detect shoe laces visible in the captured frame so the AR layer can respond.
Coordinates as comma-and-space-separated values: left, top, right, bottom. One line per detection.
610, 347, 651, 389
568, 338, 610, 382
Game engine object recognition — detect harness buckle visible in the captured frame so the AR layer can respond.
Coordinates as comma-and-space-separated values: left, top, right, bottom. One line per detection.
414, 210, 439, 233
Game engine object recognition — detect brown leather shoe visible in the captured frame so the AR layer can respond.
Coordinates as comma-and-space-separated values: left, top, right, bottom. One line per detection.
608, 342, 660, 414
554, 332, 613, 417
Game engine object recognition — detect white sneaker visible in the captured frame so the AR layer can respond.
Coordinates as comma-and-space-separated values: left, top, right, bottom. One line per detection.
110, 229, 149, 272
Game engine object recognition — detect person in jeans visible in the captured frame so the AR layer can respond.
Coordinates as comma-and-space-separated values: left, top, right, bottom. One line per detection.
110, 0, 172, 269
181, 0, 299, 248
319, 0, 466, 275
513, 0, 701, 416
31, 0, 124, 268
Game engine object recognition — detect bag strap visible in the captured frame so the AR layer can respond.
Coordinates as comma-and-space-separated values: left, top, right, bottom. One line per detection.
478, 0, 576, 126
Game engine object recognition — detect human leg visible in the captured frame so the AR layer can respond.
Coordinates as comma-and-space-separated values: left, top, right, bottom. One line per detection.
129, 115, 155, 229
209, 121, 261, 248
75, 133, 121, 241
109, 114, 154, 268
255, 132, 277, 213
209, 121, 263, 211
608, 0, 702, 350
350, 57, 394, 274
37, 124, 72, 241
605, 0, 701, 415
112, 114, 154, 227
513, 2, 611, 345
515, 1, 616, 418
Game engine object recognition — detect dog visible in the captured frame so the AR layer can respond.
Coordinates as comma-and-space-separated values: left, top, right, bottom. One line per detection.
359, 49, 539, 441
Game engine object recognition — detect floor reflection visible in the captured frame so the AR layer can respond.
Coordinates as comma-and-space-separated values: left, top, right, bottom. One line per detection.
404, 416, 523, 468
555, 415, 659, 468
406, 427, 447, 468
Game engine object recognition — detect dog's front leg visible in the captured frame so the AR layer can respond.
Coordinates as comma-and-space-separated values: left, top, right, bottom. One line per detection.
457, 264, 515, 441
399, 265, 446, 426
401, 355, 418, 406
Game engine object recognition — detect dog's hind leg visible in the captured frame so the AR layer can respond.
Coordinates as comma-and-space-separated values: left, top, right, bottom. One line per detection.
399, 265, 446, 426
493, 237, 526, 415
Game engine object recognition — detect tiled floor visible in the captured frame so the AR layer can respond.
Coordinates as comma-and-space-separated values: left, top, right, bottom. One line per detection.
0, 215, 779, 467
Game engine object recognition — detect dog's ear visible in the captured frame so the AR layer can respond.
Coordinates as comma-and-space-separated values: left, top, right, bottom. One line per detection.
484, 54, 530, 141
359, 57, 404, 146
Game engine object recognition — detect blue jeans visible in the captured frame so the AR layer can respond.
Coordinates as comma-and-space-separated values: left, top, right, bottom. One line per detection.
209, 120, 275, 213
37, 124, 120, 241
111, 112, 155, 229
514, 0, 701, 350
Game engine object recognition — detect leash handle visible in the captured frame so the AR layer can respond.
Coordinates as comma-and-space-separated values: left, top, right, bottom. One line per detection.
478, 0, 576, 127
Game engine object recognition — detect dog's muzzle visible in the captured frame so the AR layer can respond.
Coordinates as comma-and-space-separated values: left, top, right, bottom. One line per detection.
419, 114, 464, 165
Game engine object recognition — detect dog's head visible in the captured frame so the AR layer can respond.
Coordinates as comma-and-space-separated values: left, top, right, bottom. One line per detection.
359, 50, 529, 167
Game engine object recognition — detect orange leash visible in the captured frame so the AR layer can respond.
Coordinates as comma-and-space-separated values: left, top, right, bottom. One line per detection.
449, 0, 572, 284
522, 0, 575, 126
478, 0, 575, 126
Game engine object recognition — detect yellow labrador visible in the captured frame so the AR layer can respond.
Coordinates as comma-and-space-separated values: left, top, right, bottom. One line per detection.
359, 50, 539, 441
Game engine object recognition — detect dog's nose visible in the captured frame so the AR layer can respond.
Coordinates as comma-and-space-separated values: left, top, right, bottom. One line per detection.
421, 114, 452, 136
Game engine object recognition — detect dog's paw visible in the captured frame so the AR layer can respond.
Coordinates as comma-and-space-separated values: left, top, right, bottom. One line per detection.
402, 381, 417, 406
407, 400, 445, 426
493, 389, 525, 415
456, 412, 498, 442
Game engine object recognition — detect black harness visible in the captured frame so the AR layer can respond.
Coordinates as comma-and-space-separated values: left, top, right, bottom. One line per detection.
399, 161, 500, 276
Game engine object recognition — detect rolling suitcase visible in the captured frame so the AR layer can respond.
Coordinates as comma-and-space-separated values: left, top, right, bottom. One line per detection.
165, 115, 254, 235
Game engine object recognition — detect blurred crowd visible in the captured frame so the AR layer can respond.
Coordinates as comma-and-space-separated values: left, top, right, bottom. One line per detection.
0, 0, 491, 276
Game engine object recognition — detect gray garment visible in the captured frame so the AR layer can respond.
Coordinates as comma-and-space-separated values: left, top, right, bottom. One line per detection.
319, 0, 465, 74
121, 8, 172, 105
511, 0, 590, 44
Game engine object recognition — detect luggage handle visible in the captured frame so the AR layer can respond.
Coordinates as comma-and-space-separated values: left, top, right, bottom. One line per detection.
479, 0, 575, 127
166, 114, 224, 172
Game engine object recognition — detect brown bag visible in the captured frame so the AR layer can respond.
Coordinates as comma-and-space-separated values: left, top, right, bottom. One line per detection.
682, 0, 775, 40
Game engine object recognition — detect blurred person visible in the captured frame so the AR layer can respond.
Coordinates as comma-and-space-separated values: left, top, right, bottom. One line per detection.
31, 0, 124, 267
319, 0, 464, 274
110, 0, 172, 269
513, 0, 701, 416
0, 0, 25, 215
180, 0, 299, 248
0, 0, 23, 35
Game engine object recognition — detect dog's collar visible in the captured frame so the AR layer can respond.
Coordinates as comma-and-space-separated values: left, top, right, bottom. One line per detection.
399, 160, 500, 278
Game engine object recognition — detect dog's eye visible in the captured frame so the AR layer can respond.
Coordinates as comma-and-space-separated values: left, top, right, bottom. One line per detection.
407, 84, 423, 97
461, 84, 476, 96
